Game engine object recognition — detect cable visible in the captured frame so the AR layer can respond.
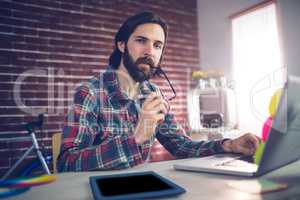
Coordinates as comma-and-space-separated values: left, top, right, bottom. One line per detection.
0, 175, 56, 198
0, 175, 56, 188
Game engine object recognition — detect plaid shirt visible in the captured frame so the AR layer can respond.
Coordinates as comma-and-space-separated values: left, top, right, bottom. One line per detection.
57, 68, 227, 172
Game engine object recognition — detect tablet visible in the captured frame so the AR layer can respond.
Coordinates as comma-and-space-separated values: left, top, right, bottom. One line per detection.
89, 171, 186, 200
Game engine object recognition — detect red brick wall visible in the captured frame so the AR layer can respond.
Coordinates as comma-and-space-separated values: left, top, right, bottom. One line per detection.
0, 0, 199, 177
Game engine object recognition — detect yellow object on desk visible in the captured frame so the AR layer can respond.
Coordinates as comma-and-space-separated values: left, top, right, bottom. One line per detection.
192, 70, 224, 80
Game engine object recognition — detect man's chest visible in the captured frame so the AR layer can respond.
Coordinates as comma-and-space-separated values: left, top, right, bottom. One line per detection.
99, 100, 139, 135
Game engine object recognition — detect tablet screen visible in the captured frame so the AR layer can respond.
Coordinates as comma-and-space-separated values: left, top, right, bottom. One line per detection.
97, 173, 172, 196
89, 171, 185, 200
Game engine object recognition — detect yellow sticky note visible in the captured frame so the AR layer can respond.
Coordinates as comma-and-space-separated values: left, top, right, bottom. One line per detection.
268, 89, 283, 117
253, 142, 266, 165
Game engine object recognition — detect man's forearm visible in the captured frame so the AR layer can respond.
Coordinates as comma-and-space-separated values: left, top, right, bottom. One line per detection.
58, 133, 146, 172
221, 139, 233, 153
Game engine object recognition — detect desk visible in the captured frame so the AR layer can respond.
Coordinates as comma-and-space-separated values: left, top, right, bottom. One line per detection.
13, 159, 300, 200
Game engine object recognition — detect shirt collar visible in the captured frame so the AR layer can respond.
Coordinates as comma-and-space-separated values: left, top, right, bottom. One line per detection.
102, 67, 127, 108
102, 67, 156, 108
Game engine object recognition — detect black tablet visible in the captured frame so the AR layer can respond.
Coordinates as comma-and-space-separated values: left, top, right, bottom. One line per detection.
89, 171, 186, 200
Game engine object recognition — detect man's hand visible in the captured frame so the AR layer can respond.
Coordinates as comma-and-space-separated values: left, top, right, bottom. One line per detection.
222, 133, 260, 155
134, 92, 169, 144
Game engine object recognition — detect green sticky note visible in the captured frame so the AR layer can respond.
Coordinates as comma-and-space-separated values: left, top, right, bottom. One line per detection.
253, 142, 266, 165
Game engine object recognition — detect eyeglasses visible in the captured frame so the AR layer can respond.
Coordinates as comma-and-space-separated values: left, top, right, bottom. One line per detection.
152, 67, 177, 101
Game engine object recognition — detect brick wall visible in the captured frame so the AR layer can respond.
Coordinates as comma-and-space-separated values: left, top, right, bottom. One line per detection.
0, 0, 199, 177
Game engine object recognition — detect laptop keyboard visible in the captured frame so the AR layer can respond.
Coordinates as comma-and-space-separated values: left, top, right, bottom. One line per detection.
216, 155, 254, 167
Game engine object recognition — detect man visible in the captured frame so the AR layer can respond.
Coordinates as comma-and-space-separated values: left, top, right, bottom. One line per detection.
57, 12, 260, 172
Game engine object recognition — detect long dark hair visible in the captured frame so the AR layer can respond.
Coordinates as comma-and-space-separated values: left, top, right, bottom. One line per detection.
109, 11, 168, 69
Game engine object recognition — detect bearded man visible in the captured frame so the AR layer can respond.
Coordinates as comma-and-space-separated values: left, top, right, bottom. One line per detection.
57, 11, 259, 172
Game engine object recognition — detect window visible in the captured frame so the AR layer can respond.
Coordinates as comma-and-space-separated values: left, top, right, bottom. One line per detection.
231, 1, 285, 135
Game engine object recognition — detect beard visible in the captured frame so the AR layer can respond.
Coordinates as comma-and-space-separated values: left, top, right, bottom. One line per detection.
123, 47, 158, 83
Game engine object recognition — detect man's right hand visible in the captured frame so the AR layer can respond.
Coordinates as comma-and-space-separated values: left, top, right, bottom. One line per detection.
134, 92, 169, 144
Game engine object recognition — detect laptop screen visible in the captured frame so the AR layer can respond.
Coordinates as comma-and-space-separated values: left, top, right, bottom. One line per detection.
257, 76, 300, 175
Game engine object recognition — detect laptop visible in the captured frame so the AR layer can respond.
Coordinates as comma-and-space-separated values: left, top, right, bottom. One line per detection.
174, 76, 300, 177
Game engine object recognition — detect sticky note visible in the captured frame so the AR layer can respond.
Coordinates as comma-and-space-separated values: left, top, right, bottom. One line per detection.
253, 142, 266, 165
